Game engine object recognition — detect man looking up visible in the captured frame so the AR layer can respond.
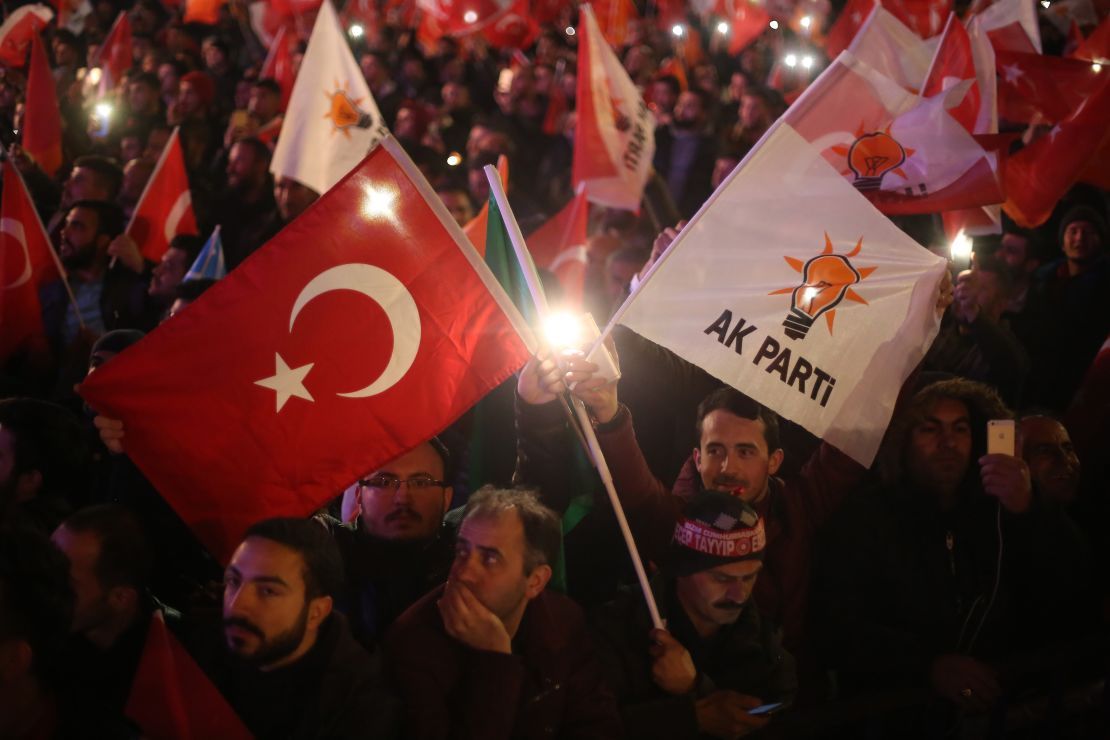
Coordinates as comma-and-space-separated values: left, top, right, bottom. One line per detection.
386, 487, 622, 739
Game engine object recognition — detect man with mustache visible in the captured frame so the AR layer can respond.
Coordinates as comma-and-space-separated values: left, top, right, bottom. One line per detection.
594, 491, 796, 740
329, 439, 456, 651
202, 517, 398, 739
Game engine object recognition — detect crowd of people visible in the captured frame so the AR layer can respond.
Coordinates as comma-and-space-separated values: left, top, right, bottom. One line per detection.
0, 0, 1107, 738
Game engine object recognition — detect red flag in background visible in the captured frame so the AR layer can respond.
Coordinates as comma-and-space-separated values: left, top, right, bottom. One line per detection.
0, 164, 62, 363
0, 4, 53, 67
482, 0, 539, 49
996, 50, 1103, 125
79, 139, 535, 562
126, 128, 198, 263
1003, 77, 1110, 227
416, 0, 515, 36
125, 612, 252, 740
24, 33, 62, 177
1071, 12, 1110, 61
825, 0, 877, 57
921, 14, 979, 133
973, 0, 1041, 53
94, 11, 132, 93
883, 0, 950, 39
542, 72, 568, 135
729, 1, 770, 55
184, 0, 224, 24
657, 56, 689, 90
532, 0, 567, 24
527, 188, 589, 307
260, 23, 297, 110
594, 0, 638, 47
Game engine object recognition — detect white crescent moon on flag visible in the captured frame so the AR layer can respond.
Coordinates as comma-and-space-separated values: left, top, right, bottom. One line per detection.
289, 263, 421, 398
163, 191, 191, 243
0, 217, 32, 290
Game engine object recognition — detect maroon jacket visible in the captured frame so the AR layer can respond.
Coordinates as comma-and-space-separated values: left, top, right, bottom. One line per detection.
384, 586, 624, 740
594, 404, 865, 655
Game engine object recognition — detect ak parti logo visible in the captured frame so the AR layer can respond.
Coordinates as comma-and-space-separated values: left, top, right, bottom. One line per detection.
830, 124, 916, 192
770, 233, 877, 340
323, 79, 375, 136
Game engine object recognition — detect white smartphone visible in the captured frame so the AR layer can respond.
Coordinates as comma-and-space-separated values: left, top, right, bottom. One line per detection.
748, 702, 784, 716
987, 419, 1016, 456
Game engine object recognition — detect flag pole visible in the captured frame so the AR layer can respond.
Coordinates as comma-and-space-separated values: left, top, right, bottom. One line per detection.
484, 165, 664, 630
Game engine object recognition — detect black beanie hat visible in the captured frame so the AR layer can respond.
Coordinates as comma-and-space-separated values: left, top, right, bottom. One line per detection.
669, 490, 766, 577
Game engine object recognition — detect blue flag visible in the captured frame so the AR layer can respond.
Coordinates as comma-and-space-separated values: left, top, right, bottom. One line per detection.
184, 226, 226, 281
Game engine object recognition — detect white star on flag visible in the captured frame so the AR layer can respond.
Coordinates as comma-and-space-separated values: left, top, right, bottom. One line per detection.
1001, 63, 1024, 84
255, 353, 315, 412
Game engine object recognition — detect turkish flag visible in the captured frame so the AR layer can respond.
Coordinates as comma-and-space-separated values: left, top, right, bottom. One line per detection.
526, 189, 589, 307
23, 33, 62, 177
883, 0, 950, 39
127, 128, 198, 263
922, 14, 980, 134
974, 0, 1041, 54
0, 4, 53, 67
532, 0, 566, 24
94, 11, 132, 93
79, 138, 535, 562
416, 0, 514, 36
1003, 77, 1110, 227
260, 23, 297, 110
184, 0, 224, 24
482, 0, 539, 49
729, 1, 770, 56
0, 163, 61, 363
125, 612, 251, 740
1071, 12, 1110, 61
996, 50, 1103, 125
825, 0, 878, 58
594, 0, 638, 47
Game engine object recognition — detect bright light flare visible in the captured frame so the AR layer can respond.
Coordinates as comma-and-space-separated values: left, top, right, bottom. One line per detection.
1040, 0, 1050, 7
801, 55, 815, 69
565, 25, 576, 36
802, 286, 820, 306
446, 152, 462, 167
672, 24, 685, 37
717, 21, 730, 34
463, 9, 478, 23
784, 53, 798, 67
87, 67, 103, 85
94, 102, 113, 118
949, 230, 973, 263
769, 20, 779, 29
800, 15, 812, 29
543, 312, 584, 351
362, 186, 396, 218
1093, 63, 1103, 73
348, 24, 364, 38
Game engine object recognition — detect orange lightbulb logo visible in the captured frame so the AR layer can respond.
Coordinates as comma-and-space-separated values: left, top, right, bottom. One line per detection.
322, 79, 376, 138
770, 233, 877, 340
846, 131, 907, 190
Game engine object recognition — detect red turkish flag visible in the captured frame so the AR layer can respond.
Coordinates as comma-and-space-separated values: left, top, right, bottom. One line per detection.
729, 1, 770, 55
0, 164, 61, 363
825, 0, 877, 57
526, 189, 589, 307
79, 139, 535, 562
416, 0, 514, 36
1003, 76, 1110, 227
126, 128, 198, 263
260, 23, 297, 110
94, 11, 132, 93
23, 33, 62, 177
922, 14, 980, 133
1071, 12, 1110, 61
482, 0, 539, 49
0, 4, 53, 67
996, 50, 1103, 125
974, 0, 1041, 53
594, 0, 639, 47
884, 0, 951, 39
532, 0, 566, 24
125, 612, 251, 740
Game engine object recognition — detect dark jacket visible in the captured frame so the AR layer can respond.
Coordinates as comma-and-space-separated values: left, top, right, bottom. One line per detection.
40, 265, 156, 354
652, 126, 718, 219
593, 576, 796, 739
329, 519, 455, 651
385, 586, 624, 740
197, 612, 399, 740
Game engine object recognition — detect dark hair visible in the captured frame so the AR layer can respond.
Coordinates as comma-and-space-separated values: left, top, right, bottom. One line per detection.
462, 488, 560, 575
0, 528, 74, 680
131, 71, 160, 90
253, 77, 282, 96
973, 253, 1016, 296
69, 199, 126, 240
695, 387, 781, 452
653, 74, 682, 98
72, 155, 124, 199
59, 504, 152, 591
0, 398, 90, 504
242, 518, 344, 601
232, 136, 272, 164
168, 233, 205, 265
175, 278, 218, 303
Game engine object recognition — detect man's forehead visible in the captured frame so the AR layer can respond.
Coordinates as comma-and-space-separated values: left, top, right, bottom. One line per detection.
371, 442, 443, 477
1021, 417, 1068, 444
459, 509, 523, 549
231, 537, 306, 583
924, 397, 970, 422
701, 410, 766, 443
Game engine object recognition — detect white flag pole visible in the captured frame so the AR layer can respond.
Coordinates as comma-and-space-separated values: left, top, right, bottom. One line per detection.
484, 165, 664, 630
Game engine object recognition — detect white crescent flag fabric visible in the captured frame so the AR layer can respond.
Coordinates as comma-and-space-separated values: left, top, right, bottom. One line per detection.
611, 123, 946, 467
270, 0, 389, 196
974, 0, 1042, 53
126, 128, 198, 263
572, 4, 655, 211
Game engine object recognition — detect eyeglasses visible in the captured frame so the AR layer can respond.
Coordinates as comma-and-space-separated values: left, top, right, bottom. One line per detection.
358, 475, 446, 491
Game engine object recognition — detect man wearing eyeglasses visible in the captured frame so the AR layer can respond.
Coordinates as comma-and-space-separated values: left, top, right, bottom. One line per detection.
329, 439, 458, 651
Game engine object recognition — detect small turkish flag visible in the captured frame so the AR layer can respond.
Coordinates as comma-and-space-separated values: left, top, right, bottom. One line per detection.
126, 128, 198, 263
93, 11, 132, 93
0, 161, 61, 363
728, 1, 770, 56
1003, 77, 1110, 227
23, 33, 63, 177
824, 0, 876, 58
526, 188, 589, 307
184, 0, 224, 25
79, 138, 535, 562
260, 23, 297, 110
1071, 12, 1110, 62
0, 4, 53, 67
125, 612, 252, 740
922, 14, 980, 134
482, 0, 538, 49
996, 50, 1102, 125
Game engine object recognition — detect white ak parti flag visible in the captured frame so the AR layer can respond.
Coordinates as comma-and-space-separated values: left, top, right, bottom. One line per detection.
611, 123, 947, 467
270, 0, 389, 196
